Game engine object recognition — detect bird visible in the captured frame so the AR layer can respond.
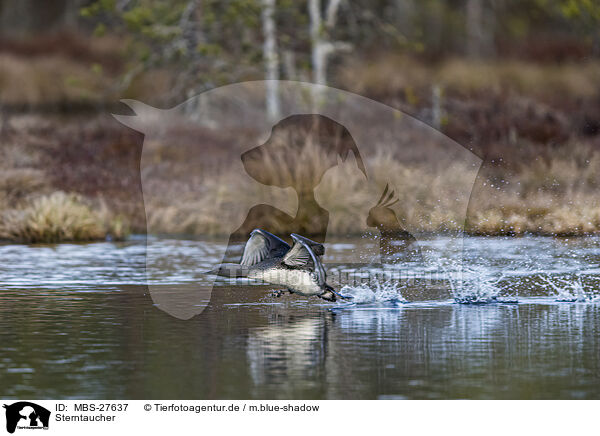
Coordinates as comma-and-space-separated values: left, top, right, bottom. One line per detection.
207, 229, 344, 301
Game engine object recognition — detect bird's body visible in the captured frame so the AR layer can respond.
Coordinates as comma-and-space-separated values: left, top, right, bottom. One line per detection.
208, 229, 340, 301
249, 266, 323, 297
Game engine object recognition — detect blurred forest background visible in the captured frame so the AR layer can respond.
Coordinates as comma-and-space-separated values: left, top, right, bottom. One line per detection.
1, 0, 600, 242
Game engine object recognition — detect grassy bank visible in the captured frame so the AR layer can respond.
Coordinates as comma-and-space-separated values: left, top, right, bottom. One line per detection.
1, 50, 600, 242
0, 115, 134, 243
1, 112, 600, 242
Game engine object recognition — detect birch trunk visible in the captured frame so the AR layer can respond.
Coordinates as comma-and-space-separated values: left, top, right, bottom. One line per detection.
262, 0, 280, 121
466, 0, 494, 58
309, 0, 326, 86
309, 0, 350, 101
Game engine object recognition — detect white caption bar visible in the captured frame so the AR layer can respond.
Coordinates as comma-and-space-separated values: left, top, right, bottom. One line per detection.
0, 400, 597, 435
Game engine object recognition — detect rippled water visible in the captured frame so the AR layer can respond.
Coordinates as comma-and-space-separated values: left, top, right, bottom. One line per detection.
1, 236, 600, 399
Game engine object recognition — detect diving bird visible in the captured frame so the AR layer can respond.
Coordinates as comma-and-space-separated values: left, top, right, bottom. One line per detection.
208, 229, 343, 301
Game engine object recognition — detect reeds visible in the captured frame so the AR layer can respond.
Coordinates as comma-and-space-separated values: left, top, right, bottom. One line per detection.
2, 138, 600, 239
0, 192, 127, 243
141, 137, 600, 237
0, 123, 129, 243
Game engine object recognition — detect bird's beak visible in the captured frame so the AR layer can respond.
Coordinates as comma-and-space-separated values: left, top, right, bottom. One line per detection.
333, 290, 353, 300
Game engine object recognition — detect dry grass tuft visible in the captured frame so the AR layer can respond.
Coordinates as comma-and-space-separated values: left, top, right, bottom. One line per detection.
466, 143, 600, 235
0, 191, 128, 243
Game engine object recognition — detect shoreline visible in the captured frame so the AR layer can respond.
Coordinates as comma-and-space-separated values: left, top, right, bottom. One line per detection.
1, 231, 599, 246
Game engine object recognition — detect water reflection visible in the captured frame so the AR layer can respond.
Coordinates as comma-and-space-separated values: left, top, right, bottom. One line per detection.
247, 313, 331, 396
0, 285, 599, 399
1, 237, 600, 399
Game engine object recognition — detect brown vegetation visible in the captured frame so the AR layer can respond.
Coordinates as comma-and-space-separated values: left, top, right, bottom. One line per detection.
0, 114, 134, 243
0, 191, 127, 243
2, 33, 600, 241
2, 104, 600, 242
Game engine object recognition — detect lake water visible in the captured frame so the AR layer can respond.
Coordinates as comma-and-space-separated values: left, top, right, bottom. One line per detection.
1, 236, 599, 399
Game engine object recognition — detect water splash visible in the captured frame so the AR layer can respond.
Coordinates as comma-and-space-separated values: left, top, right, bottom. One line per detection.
448, 266, 518, 304
339, 281, 407, 304
539, 276, 600, 303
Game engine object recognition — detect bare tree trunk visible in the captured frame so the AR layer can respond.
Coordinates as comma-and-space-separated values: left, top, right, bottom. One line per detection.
309, 0, 326, 86
466, 0, 495, 58
262, 0, 280, 121
325, 0, 342, 28
394, 0, 415, 37
309, 0, 350, 97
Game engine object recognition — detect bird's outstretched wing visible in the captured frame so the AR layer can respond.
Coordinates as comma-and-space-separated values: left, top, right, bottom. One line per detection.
240, 229, 290, 266
282, 234, 327, 285
289, 233, 325, 257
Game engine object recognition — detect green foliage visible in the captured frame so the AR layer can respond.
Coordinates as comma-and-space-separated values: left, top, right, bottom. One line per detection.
79, 0, 600, 100
80, 0, 116, 18
81, 0, 267, 96
93, 22, 106, 36
559, 0, 600, 20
